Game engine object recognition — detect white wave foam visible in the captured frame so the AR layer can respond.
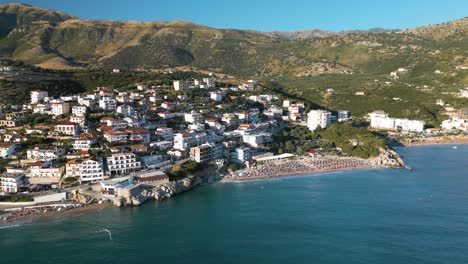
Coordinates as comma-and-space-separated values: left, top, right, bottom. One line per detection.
96, 228, 113, 241
0, 224, 20, 230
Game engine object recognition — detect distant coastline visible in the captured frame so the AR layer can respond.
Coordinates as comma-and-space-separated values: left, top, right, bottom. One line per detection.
396, 135, 468, 147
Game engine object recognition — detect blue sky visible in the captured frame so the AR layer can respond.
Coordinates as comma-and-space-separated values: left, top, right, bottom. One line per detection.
1, 0, 466, 31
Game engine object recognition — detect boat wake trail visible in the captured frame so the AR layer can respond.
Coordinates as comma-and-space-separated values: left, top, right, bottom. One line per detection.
96, 228, 113, 241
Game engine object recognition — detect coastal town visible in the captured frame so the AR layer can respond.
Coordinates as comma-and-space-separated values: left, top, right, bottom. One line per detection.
1, 68, 467, 223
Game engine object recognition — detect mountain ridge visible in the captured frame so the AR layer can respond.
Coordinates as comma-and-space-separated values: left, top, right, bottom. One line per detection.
0, 3, 466, 79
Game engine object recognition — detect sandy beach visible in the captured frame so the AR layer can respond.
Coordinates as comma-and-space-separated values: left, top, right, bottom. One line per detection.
398, 135, 468, 147
222, 156, 378, 182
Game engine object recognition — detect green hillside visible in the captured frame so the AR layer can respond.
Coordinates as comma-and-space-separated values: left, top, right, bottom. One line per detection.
0, 3, 466, 124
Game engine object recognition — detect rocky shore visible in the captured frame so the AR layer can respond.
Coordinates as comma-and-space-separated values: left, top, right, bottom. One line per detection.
372, 148, 409, 169
114, 176, 203, 207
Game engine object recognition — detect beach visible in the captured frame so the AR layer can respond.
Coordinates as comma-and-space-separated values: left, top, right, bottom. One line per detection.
222, 156, 377, 182
398, 135, 468, 147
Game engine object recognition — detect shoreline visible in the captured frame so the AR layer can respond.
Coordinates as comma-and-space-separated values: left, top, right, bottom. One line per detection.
396, 135, 468, 147
2, 142, 459, 225
399, 140, 468, 147
221, 164, 379, 182
0, 202, 113, 226
222, 156, 381, 182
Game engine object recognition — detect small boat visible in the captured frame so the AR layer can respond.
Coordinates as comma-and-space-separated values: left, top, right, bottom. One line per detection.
453, 146, 458, 149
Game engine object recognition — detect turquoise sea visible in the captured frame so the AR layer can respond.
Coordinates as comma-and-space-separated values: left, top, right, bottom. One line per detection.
1, 144, 468, 264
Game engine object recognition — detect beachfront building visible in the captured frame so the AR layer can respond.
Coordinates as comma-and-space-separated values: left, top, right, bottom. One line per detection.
189, 143, 223, 163
100, 176, 134, 196
107, 153, 142, 176
441, 116, 468, 131
230, 147, 253, 164
65, 159, 82, 177
29, 161, 65, 184
80, 157, 105, 182
307, 110, 331, 131
0, 173, 25, 193
369, 111, 425, 132
135, 170, 169, 186
140, 155, 172, 169
31, 90, 48, 104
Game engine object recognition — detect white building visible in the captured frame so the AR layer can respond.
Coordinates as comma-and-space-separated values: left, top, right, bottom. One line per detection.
0, 143, 19, 158
436, 99, 445, 106
441, 116, 468, 131
136, 84, 148, 91
100, 176, 134, 196
369, 111, 425, 132
31, 90, 48, 104
101, 117, 126, 129
50, 101, 69, 117
99, 97, 117, 111
103, 130, 128, 143
243, 133, 273, 148
72, 105, 87, 116
230, 147, 253, 164
210, 92, 223, 102
307, 110, 331, 131
29, 161, 64, 179
184, 111, 204, 124
117, 105, 136, 116
173, 80, 189, 91
80, 157, 104, 182
203, 78, 216, 88
65, 159, 82, 177
173, 132, 194, 151
73, 137, 97, 150
27, 147, 66, 161
55, 122, 80, 136
70, 115, 86, 127
0, 173, 24, 193
107, 153, 142, 176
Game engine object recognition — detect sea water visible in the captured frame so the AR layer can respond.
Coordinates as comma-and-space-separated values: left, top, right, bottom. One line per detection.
1, 144, 468, 264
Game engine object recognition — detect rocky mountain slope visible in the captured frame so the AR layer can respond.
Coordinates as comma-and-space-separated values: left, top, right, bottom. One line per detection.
0, 3, 466, 80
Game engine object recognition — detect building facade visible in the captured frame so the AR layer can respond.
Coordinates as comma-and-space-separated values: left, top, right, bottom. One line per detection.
307, 110, 331, 131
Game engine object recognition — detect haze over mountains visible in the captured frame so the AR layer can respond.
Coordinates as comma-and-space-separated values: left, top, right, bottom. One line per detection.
0, 3, 466, 80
